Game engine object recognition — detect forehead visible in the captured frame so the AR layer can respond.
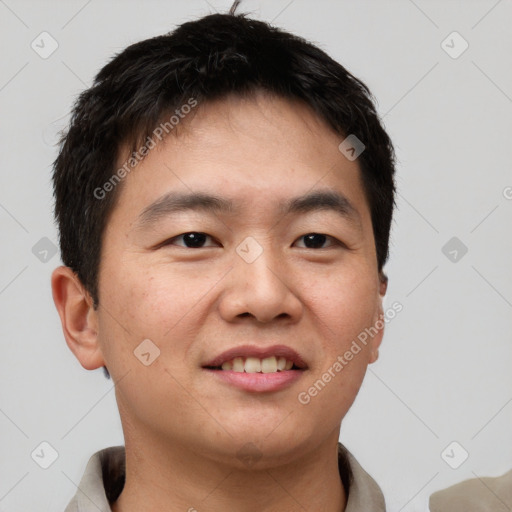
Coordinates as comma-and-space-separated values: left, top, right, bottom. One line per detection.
110, 92, 371, 229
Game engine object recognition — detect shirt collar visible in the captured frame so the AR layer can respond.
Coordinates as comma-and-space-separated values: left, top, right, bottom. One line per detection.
64, 443, 386, 511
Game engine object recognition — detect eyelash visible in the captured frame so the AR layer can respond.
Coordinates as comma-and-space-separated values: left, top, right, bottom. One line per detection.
161, 232, 344, 250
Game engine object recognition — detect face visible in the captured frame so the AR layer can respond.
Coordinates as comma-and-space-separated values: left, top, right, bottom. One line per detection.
91, 91, 386, 467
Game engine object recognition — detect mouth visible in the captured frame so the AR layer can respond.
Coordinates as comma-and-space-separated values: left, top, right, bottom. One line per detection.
202, 345, 307, 373
202, 345, 307, 392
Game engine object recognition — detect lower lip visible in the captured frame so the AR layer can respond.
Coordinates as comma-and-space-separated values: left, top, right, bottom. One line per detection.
204, 369, 304, 392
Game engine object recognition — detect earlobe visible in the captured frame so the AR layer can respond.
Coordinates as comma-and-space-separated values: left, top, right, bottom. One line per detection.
379, 271, 388, 298
51, 266, 105, 371
369, 271, 388, 365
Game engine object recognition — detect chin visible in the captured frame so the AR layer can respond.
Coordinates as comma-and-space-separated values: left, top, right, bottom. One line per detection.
208, 436, 312, 471
206, 421, 316, 467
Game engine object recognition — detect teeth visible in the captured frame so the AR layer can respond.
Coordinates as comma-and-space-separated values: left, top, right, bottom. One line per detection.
232, 357, 245, 372
219, 356, 296, 373
261, 356, 277, 373
244, 357, 261, 373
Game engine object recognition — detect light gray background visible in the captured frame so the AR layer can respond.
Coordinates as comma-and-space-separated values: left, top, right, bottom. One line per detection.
1, 1, 511, 511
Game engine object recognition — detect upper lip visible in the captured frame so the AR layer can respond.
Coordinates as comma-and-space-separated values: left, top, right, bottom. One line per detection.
203, 344, 308, 369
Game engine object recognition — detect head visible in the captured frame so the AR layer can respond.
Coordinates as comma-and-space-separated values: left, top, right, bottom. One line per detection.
52, 7, 396, 466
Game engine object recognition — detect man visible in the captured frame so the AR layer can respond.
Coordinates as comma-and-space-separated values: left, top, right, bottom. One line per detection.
51, 3, 397, 510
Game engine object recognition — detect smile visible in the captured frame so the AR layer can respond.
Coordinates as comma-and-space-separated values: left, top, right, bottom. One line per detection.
214, 356, 295, 373
202, 345, 307, 392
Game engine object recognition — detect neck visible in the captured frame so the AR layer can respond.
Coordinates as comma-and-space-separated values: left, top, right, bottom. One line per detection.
112, 427, 347, 512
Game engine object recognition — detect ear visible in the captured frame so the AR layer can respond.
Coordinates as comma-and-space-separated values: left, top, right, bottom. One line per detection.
51, 266, 105, 371
368, 271, 388, 364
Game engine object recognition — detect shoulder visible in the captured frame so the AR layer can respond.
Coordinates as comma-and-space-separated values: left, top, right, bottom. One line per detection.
429, 469, 512, 512
63, 446, 125, 512
338, 442, 386, 512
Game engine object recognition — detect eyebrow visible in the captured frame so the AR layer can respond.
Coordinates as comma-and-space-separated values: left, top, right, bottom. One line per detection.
134, 190, 361, 230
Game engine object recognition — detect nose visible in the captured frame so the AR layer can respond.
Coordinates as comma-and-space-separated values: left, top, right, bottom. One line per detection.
218, 246, 303, 325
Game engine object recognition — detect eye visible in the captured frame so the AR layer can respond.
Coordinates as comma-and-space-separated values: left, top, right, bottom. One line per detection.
160, 232, 342, 250
164, 232, 220, 248
294, 233, 341, 249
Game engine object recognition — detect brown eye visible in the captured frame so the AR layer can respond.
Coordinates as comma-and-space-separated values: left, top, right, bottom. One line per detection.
165, 232, 218, 248
295, 233, 339, 249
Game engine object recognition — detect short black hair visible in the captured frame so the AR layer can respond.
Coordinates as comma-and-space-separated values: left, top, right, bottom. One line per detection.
53, 5, 396, 312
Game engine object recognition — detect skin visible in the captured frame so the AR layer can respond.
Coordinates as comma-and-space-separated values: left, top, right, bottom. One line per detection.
52, 90, 387, 512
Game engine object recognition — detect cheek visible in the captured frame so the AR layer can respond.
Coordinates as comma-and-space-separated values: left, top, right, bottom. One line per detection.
304, 266, 379, 350
102, 264, 188, 331
297, 274, 378, 425
99, 261, 230, 361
